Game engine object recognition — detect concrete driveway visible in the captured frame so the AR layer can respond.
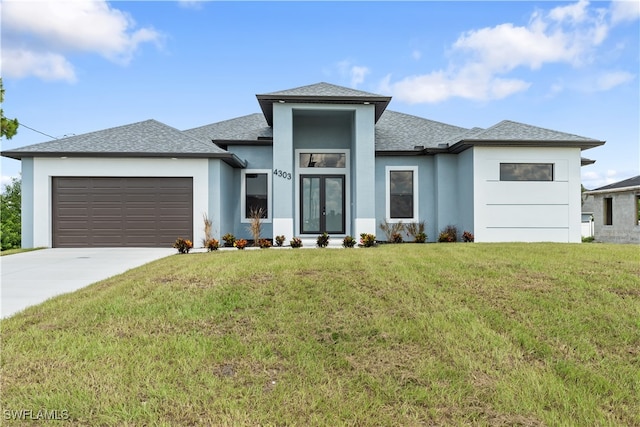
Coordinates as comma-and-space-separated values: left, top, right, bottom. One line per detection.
1, 248, 175, 319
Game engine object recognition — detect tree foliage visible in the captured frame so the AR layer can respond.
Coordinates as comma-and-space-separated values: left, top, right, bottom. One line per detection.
1, 77, 19, 140
1, 178, 21, 250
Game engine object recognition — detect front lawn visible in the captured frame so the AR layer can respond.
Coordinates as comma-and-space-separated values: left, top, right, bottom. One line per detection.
1, 243, 638, 425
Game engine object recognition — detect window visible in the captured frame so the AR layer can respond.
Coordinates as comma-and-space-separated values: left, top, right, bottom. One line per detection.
299, 153, 346, 168
386, 166, 418, 221
241, 170, 271, 222
604, 197, 613, 226
636, 195, 639, 225
500, 163, 554, 181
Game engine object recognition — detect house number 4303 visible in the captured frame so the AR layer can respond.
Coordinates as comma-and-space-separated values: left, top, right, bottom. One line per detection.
273, 169, 292, 180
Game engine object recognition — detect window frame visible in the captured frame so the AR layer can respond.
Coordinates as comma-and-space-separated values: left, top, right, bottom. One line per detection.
499, 163, 554, 182
603, 197, 613, 226
386, 166, 418, 222
241, 169, 272, 223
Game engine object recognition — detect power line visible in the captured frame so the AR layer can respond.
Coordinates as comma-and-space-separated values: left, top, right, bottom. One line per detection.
18, 122, 58, 139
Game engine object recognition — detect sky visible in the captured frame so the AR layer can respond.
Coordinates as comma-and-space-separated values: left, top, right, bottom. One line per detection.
1, 0, 638, 190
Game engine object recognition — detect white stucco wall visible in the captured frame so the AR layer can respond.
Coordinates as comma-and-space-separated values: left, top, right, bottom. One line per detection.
473, 146, 582, 243
25, 157, 210, 248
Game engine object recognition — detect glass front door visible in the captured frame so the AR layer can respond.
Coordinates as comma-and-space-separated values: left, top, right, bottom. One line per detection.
300, 175, 345, 234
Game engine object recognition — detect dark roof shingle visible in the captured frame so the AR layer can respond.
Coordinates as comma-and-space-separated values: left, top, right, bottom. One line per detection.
592, 175, 640, 191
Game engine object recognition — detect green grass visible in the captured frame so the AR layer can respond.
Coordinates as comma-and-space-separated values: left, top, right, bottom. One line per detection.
1, 243, 639, 425
0, 247, 45, 256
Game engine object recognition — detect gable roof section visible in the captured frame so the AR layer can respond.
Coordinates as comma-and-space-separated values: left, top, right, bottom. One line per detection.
375, 110, 468, 153
184, 113, 272, 145
587, 175, 640, 193
1, 119, 246, 167
256, 82, 391, 126
449, 120, 605, 153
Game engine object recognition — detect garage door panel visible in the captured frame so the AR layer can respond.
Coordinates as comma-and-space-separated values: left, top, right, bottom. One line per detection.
53, 177, 193, 247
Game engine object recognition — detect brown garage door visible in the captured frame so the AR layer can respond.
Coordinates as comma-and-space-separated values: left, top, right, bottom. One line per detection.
52, 177, 193, 247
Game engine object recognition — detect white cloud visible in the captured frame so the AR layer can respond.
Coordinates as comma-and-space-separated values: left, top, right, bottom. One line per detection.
383, 0, 634, 104
2, 49, 76, 83
595, 70, 635, 90
412, 50, 422, 60
178, 0, 204, 10
335, 60, 370, 88
1, 0, 162, 82
548, 0, 590, 24
610, 0, 640, 24
1, 175, 20, 192
350, 66, 370, 88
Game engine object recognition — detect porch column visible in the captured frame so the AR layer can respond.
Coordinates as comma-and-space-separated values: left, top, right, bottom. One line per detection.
272, 103, 295, 240
353, 105, 377, 238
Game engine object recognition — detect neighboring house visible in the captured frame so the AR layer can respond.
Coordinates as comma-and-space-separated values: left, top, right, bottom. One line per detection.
584, 175, 640, 244
1, 82, 605, 248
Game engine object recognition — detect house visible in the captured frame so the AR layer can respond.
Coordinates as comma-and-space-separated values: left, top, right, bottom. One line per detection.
1, 82, 605, 248
583, 175, 640, 244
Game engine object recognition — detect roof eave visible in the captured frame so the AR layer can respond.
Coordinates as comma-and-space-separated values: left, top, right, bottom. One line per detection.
585, 185, 640, 195
448, 139, 606, 154
213, 139, 273, 150
0, 151, 248, 167
256, 95, 391, 126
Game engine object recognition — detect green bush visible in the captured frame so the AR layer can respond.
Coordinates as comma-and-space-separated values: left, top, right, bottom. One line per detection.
359, 233, 376, 247
438, 225, 458, 243
316, 232, 330, 248
342, 236, 356, 248
0, 178, 21, 251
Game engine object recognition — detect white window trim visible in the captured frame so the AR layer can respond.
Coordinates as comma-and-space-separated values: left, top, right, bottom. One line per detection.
386, 166, 418, 223
241, 169, 272, 223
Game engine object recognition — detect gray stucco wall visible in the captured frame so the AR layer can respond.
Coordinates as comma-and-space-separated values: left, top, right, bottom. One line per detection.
590, 191, 640, 244
434, 154, 459, 237
293, 112, 352, 150
375, 155, 437, 242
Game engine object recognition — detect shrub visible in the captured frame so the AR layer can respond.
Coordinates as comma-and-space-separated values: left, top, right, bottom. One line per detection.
222, 233, 236, 247
359, 233, 376, 247
406, 221, 427, 243
582, 236, 595, 243
438, 225, 458, 243
390, 232, 403, 243
342, 236, 356, 248
462, 231, 474, 242
380, 220, 404, 243
316, 232, 330, 248
275, 235, 286, 247
290, 237, 303, 248
202, 213, 213, 247
205, 238, 219, 251
258, 238, 272, 248
248, 207, 265, 247
234, 239, 248, 250
0, 177, 21, 250
173, 238, 193, 254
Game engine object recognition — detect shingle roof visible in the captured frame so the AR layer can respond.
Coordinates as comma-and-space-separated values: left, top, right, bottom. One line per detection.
262, 82, 386, 98
256, 82, 391, 125
1, 119, 245, 166
466, 120, 601, 142
448, 120, 605, 152
184, 113, 272, 142
592, 175, 640, 191
375, 110, 468, 152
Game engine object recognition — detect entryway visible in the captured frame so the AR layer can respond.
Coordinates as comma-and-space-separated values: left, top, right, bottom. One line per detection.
300, 175, 345, 234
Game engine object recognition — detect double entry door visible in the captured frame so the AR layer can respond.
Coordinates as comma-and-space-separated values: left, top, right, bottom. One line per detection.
300, 175, 345, 234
